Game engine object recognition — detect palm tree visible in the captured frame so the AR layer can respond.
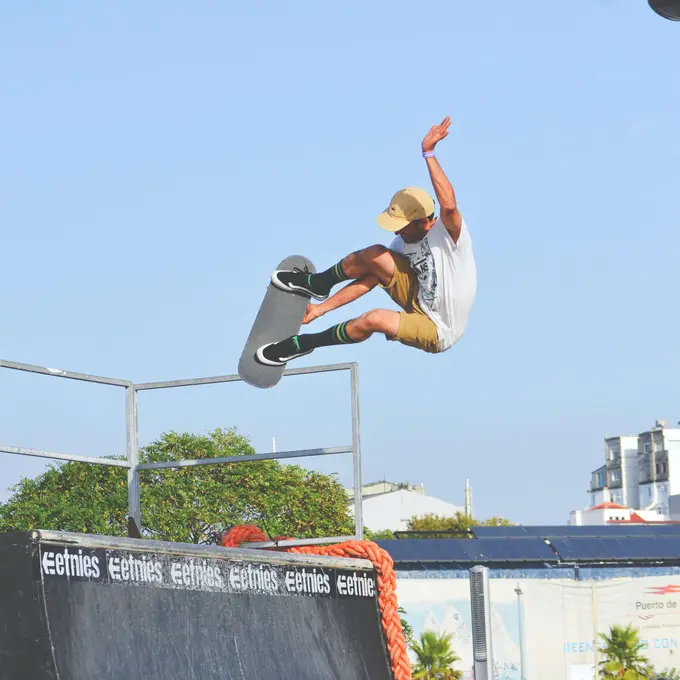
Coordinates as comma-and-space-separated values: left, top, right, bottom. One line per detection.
652, 670, 680, 680
598, 624, 652, 679
410, 630, 463, 680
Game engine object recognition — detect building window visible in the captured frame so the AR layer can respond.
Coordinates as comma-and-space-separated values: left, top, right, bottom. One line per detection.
653, 463, 668, 477
644, 442, 651, 454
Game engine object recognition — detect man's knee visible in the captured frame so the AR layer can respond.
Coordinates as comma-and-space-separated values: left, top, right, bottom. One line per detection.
360, 309, 384, 329
358, 309, 398, 334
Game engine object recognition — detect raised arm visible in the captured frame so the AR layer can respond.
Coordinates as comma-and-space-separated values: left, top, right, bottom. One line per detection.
302, 275, 378, 325
422, 116, 463, 243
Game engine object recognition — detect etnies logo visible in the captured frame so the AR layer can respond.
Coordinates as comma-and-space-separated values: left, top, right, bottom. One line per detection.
108, 553, 163, 584
336, 572, 375, 597
285, 567, 331, 595
41, 548, 101, 579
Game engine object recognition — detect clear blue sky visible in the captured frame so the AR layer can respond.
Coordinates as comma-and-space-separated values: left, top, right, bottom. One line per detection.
1, 1, 679, 526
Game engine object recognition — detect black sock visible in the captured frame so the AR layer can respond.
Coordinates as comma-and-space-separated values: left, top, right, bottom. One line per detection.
308, 261, 349, 294
294, 321, 357, 352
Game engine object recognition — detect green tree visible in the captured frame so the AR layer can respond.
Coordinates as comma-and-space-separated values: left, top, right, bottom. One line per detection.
398, 606, 414, 647
0, 428, 354, 542
410, 630, 463, 679
598, 624, 653, 679
406, 512, 514, 538
652, 670, 680, 680
365, 528, 396, 540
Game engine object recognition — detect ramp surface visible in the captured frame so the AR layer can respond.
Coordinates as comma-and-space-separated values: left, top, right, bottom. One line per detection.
0, 531, 393, 680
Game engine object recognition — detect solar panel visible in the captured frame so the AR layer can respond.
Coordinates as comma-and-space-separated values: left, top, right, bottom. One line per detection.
375, 538, 558, 564
470, 526, 530, 538
550, 537, 680, 562
461, 539, 556, 563
619, 538, 680, 560
563, 525, 680, 538
549, 538, 619, 560
376, 533, 680, 567
471, 524, 680, 540
614, 539, 649, 560
633, 525, 680, 536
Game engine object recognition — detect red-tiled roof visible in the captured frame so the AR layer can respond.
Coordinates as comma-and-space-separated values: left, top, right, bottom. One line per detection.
590, 502, 627, 511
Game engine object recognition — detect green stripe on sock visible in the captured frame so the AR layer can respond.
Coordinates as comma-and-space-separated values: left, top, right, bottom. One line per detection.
334, 324, 344, 343
330, 322, 353, 344
295, 321, 357, 352
333, 263, 348, 281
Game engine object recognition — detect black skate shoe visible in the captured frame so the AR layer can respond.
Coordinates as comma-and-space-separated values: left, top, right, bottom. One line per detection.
271, 267, 329, 301
255, 337, 314, 367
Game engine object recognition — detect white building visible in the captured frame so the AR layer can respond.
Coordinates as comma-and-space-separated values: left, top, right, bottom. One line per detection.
569, 501, 663, 526
346, 480, 465, 533
577, 419, 680, 522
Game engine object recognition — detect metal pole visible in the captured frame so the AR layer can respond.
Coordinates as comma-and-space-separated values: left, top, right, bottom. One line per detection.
591, 581, 599, 674
514, 584, 527, 680
350, 363, 363, 540
0, 444, 130, 468
470, 565, 495, 680
138, 446, 352, 470
0, 359, 131, 387
2, 359, 362, 548
126, 385, 141, 526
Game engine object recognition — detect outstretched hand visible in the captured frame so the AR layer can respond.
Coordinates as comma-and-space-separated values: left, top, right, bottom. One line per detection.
302, 303, 325, 325
422, 116, 451, 153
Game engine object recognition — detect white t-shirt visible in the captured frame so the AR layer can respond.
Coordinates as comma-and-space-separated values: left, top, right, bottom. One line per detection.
389, 217, 477, 351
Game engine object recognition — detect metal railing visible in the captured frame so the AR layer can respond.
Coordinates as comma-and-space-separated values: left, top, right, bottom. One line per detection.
0, 359, 363, 546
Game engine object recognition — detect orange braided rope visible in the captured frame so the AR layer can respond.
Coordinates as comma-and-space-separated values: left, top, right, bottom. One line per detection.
220, 525, 411, 680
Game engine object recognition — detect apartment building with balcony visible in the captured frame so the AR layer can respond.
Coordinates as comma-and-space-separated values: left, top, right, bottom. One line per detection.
578, 420, 680, 522
636, 423, 680, 517
589, 435, 639, 508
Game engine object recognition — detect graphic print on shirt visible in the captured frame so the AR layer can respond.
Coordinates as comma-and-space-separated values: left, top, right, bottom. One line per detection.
405, 239, 437, 307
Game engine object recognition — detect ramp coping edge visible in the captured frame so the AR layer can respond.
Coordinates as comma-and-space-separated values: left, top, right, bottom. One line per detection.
30, 530, 375, 571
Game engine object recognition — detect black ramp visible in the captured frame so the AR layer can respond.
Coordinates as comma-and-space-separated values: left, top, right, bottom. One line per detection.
0, 531, 393, 680
0, 533, 56, 680
238, 255, 316, 389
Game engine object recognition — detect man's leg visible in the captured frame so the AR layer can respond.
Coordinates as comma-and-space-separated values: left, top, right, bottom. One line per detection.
256, 309, 400, 366
298, 309, 400, 348
256, 247, 439, 366
272, 245, 395, 300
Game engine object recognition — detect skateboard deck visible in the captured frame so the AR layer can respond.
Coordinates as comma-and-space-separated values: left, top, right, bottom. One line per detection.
238, 255, 316, 389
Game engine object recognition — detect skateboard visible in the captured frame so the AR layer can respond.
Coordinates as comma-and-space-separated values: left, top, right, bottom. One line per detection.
238, 255, 316, 389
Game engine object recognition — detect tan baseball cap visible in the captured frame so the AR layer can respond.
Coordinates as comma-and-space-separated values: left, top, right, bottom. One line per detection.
376, 186, 435, 232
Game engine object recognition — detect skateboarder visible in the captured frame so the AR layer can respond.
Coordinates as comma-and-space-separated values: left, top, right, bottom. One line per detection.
256, 117, 477, 366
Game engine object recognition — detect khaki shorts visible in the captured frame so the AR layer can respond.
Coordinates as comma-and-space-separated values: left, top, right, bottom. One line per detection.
379, 251, 441, 354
